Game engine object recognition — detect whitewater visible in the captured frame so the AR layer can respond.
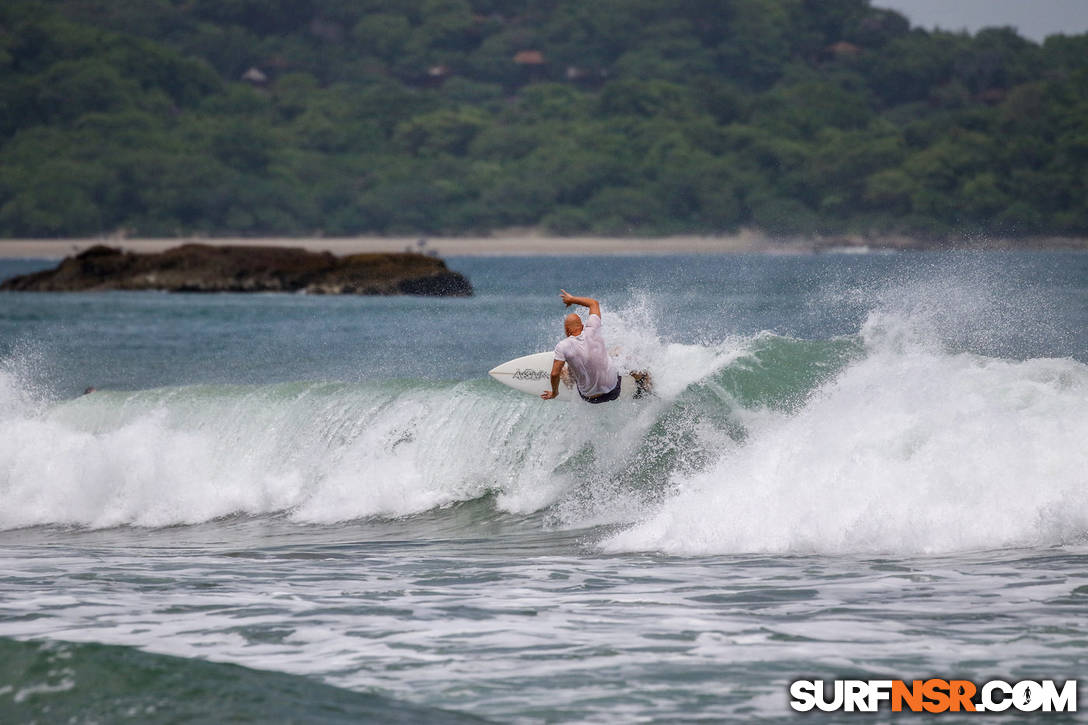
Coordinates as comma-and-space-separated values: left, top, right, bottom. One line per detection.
1, 252, 1086, 722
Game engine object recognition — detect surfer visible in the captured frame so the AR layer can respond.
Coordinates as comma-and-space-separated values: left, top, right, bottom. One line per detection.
542, 290, 623, 403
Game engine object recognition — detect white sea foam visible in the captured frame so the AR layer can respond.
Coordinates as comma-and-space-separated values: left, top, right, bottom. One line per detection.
0, 379, 535, 529
603, 309, 1088, 555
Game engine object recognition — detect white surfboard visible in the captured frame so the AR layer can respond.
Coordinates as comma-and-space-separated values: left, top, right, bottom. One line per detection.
488, 351, 650, 401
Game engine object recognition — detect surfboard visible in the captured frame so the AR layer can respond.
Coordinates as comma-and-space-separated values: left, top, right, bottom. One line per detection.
488, 351, 651, 401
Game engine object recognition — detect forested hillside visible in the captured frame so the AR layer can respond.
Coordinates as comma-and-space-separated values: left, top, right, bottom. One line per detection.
1, 0, 1086, 238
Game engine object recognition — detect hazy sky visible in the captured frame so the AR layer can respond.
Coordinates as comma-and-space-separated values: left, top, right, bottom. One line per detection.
870, 0, 1088, 42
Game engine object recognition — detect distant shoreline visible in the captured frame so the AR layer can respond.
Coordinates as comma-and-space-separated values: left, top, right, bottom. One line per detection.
1, 232, 1086, 259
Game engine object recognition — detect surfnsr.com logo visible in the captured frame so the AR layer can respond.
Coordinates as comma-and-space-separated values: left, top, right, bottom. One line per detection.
789, 679, 1077, 713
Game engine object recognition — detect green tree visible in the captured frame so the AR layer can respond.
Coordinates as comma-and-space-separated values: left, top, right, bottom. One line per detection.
352, 13, 412, 60
394, 108, 488, 156
716, 0, 794, 89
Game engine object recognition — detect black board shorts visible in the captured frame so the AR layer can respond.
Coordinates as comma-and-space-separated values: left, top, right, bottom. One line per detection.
580, 375, 622, 404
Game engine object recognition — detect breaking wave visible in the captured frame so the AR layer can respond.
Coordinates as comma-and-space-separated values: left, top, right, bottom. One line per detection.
2, 272, 1086, 554
604, 312, 1088, 555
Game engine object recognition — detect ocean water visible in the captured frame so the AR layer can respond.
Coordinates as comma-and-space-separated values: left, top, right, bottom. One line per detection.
1, 251, 1086, 722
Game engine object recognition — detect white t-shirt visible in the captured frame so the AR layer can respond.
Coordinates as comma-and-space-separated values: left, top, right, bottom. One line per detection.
554, 313, 619, 397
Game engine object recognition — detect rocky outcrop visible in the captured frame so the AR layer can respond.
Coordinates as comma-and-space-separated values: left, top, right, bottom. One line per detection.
0, 244, 473, 296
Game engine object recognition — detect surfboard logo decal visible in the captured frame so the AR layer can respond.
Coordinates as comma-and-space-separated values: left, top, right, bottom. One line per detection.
512, 368, 548, 381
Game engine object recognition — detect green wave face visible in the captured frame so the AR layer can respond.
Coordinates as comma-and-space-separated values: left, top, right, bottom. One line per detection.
0, 637, 486, 724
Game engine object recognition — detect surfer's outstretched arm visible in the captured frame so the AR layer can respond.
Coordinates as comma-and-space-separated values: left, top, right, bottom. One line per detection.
559, 290, 601, 317
541, 359, 565, 400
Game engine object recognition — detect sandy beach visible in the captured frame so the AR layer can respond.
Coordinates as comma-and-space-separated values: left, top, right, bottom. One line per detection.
1, 231, 1085, 259
0, 231, 784, 259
